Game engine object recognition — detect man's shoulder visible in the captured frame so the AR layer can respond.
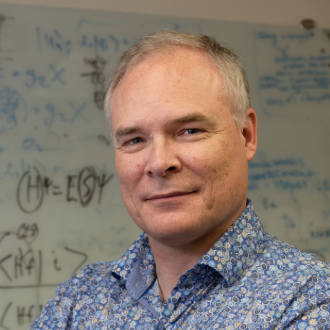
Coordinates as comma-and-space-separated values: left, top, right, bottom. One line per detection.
77, 259, 119, 276
29, 260, 122, 329
261, 231, 330, 282
247, 232, 330, 328
79, 259, 119, 274
58, 259, 120, 290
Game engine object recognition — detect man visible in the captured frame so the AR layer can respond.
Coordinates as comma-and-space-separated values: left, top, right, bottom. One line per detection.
31, 31, 330, 330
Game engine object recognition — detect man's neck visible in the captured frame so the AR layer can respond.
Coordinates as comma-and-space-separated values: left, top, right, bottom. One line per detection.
148, 223, 231, 302
146, 199, 248, 302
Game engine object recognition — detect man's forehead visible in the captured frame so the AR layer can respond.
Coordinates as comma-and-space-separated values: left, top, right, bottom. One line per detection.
112, 49, 223, 106
118, 46, 219, 86
109, 46, 232, 136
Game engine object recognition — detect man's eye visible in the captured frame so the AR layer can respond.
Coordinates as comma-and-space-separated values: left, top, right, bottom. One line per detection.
185, 128, 199, 134
130, 137, 143, 144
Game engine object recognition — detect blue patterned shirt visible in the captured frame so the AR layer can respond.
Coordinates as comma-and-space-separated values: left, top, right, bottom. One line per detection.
30, 201, 330, 330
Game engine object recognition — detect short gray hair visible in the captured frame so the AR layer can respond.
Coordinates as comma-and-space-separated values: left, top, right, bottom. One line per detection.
104, 30, 250, 131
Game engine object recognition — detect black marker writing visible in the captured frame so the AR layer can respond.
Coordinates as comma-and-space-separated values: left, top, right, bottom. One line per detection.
0, 302, 12, 330
16, 166, 113, 213
64, 246, 88, 276
81, 55, 108, 110
16, 167, 44, 214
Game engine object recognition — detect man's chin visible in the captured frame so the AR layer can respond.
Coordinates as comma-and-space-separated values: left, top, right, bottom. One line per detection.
143, 220, 208, 247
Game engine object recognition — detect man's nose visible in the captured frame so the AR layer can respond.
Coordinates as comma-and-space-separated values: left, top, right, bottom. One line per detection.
145, 139, 181, 177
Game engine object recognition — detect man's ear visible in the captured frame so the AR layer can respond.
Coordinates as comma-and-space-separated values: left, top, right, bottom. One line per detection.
242, 108, 258, 162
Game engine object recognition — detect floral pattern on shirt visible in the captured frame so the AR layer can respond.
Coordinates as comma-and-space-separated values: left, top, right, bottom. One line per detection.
30, 200, 330, 330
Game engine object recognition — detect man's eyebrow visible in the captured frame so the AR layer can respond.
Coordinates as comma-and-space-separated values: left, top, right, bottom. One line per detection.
115, 127, 139, 140
170, 113, 212, 125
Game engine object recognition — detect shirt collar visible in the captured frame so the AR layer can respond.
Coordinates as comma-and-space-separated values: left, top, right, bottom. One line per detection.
193, 199, 266, 286
111, 199, 266, 290
110, 232, 150, 280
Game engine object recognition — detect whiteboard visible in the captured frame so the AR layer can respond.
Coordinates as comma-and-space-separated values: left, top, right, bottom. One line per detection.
0, 3, 329, 329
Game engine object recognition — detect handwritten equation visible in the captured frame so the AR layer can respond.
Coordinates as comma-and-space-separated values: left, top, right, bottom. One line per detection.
248, 156, 330, 197
0, 223, 88, 329
255, 29, 330, 115
16, 166, 113, 213
81, 55, 108, 110
36, 27, 128, 55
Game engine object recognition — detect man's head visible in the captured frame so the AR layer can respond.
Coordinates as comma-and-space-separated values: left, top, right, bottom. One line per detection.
105, 30, 250, 132
105, 31, 257, 248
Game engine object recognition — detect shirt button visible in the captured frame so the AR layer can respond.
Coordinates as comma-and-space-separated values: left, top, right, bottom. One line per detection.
164, 309, 171, 317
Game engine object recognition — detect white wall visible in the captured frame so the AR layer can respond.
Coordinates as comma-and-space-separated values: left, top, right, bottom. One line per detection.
0, 0, 329, 29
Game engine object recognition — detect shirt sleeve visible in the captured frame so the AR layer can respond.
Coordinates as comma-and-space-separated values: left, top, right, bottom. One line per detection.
279, 288, 330, 330
283, 305, 330, 330
29, 280, 74, 330
29, 262, 114, 329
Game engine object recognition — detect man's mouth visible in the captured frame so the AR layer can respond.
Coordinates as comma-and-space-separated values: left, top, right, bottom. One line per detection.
146, 191, 195, 201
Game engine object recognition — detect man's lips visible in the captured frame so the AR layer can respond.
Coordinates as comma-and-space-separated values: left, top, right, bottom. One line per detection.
146, 191, 195, 201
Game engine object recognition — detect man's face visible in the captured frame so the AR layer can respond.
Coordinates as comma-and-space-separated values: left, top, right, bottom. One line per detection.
110, 48, 257, 246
